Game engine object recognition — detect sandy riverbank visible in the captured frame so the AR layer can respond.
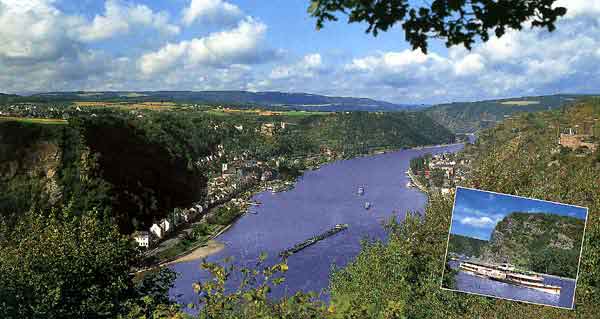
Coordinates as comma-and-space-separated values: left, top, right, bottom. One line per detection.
162, 240, 225, 266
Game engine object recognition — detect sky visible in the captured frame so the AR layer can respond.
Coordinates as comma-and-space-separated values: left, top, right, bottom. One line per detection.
1, 0, 600, 104
450, 188, 587, 241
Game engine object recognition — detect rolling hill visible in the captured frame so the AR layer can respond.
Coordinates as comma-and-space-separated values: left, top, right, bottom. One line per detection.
22, 91, 419, 112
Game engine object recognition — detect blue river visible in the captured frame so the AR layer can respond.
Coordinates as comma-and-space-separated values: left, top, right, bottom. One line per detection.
169, 144, 465, 307
448, 261, 576, 308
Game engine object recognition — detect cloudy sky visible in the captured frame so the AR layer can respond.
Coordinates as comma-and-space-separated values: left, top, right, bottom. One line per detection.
450, 188, 587, 241
1, 0, 600, 104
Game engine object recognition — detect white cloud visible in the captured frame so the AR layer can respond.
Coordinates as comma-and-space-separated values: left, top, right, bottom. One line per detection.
74, 0, 180, 42
556, 0, 600, 19
453, 53, 485, 76
138, 42, 189, 75
2, 0, 600, 102
0, 0, 77, 62
270, 53, 324, 80
337, 1, 600, 103
182, 0, 242, 26
139, 17, 271, 75
459, 216, 501, 228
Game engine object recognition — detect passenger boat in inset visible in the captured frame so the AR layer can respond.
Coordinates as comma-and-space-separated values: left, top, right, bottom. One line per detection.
459, 261, 561, 295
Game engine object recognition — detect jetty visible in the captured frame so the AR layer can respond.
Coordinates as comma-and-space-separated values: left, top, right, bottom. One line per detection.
280, 224, 349, 257
459, 260, 561, 295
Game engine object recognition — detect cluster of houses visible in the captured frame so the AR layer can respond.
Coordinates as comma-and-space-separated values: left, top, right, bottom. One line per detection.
132, 203, 205, 248
559, 123, 598, 152
258, 122, 291, 136
420, 153, 471, 195
0, 103, 70, 119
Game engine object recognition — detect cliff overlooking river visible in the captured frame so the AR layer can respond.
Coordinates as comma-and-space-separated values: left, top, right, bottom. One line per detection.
480, 212, 585, 278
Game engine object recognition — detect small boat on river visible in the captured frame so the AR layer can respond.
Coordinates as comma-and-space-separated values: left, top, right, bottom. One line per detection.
459, 261, 560, 295
357, 186, 365, 195
280, 224, 349, 257
364, 202, 372, 210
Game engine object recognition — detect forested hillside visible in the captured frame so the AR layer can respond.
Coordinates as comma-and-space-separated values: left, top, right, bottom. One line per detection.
424, 94, 585, 133
447, 234, 488, 258
480, 212, 585, 278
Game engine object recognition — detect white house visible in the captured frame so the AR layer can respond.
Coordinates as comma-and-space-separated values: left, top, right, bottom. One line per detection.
180, 209, 192, 223
159, 219, 172, 234
133, 231, 151, 248
150, 224, 163, 239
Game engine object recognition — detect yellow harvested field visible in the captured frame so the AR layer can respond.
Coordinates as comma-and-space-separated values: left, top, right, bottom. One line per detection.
500, 100, 540, 106
73, 101, 176, 110
0, 116, 67, 125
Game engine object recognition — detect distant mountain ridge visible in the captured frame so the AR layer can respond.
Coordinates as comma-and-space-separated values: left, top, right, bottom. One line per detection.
22, 91, 419, 112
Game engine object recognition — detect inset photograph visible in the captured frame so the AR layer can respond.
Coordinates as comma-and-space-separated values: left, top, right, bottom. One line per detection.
442, 187, 588, 309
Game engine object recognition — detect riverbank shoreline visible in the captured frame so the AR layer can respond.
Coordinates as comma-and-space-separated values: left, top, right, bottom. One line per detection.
407, 168, 429, 194
150, 141, 461, 268
163, 240, 225, 266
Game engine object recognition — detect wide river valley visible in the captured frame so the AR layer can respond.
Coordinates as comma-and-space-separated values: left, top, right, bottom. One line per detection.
169, 144, 464, 306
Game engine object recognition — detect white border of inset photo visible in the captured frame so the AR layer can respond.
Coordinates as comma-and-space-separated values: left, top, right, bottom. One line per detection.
440, 186, 589, 310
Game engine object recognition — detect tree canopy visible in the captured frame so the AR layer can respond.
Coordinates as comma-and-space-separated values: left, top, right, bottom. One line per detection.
308, 0, 567, 53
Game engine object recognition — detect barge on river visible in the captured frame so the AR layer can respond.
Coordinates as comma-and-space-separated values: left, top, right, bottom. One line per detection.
280, 224, 349, 257
459, 261, 561, 295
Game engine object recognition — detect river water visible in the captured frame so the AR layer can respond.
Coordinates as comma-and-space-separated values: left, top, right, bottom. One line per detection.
169, 144, 464, 307
448, 261, 577, 309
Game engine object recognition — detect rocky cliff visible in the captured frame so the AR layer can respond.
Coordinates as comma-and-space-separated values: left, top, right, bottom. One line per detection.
0, 118, 209, 233
480, 212, 585, 278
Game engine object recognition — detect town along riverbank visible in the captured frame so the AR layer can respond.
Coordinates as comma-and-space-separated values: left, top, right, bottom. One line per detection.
148, 144, 455, 268
169, 143, 465, 308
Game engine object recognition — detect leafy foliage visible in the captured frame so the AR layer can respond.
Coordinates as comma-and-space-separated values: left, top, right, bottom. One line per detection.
192, 255, 328, 318
308, 0, 567, 53
0, 208, 135, 318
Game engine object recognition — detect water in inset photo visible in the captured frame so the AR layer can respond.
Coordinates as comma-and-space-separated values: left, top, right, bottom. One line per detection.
442, 187, 588, 309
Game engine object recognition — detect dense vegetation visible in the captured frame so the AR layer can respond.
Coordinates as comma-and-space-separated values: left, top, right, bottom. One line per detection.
0, 207, 179, 318
447, 234, 488, 258
480, 212, 585, 278
0, 121, 112, 226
